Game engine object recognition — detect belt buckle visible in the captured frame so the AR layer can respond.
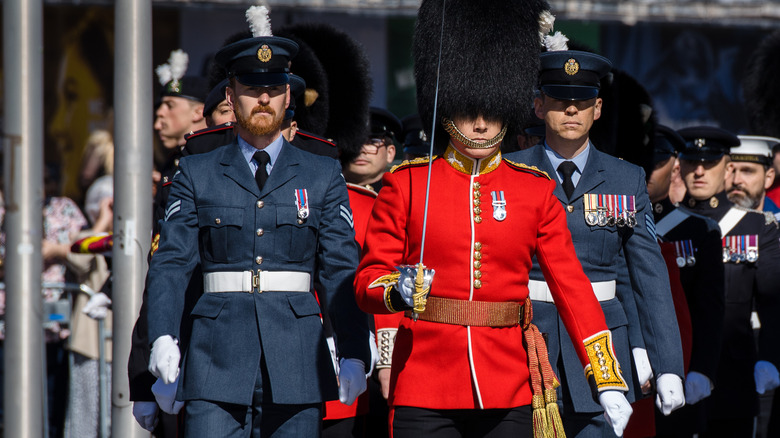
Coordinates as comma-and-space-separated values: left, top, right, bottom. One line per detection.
252, 269, 263, 293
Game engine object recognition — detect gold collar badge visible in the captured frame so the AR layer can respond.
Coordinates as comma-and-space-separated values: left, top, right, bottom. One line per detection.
709, 197, 719, 208
257, 44, 273, 63
564, 58, 579, 76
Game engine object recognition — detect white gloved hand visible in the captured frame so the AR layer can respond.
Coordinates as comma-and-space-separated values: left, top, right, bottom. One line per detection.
396, 265, 435, 308
632, 348, 653, 387
338, 358, 367, 406
82, 292, 112, 320
755, 360, 780, 394
132, 401, 159, 431
149, 335, 180, 385
684, 371, 712, 405
152, 377, 184, 415
655, 373, 685, 415
599, 390, 632, 437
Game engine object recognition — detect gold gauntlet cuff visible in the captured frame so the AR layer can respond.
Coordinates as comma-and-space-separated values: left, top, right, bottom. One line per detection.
369, 272, 402, 313
583, 330, 628, 392
375, 328, 397, 369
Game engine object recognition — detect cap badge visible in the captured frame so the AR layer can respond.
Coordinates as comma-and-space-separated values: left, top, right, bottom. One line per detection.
695, 138, 706, 148
564, 58, 580, 76
257, 44, 273, 63
167, 79, 182, 94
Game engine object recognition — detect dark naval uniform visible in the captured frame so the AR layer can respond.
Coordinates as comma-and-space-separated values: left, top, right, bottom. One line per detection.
683, 191, 780, 428
652, 197, 725, 436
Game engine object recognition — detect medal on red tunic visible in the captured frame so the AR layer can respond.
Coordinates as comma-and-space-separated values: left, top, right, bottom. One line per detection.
491, 190, 507, 221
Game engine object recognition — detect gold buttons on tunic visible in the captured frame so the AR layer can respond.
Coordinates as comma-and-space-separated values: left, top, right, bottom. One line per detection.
474, 216, 483, 223
474, 270, 482, 279
255, 256, 263, 265
257, 200, 265, 208
566, 205, 574, 213
297, 219, 304, 224
256, 228, 264, 236
473, 260, 482, 269
473, 251, 482, 260
474, 242, 482, 250
473, 185, 483, 223
474, 206, 482, 215
474, 279, 482, 289
215, 218, 221, 224
473, 182, 481, 189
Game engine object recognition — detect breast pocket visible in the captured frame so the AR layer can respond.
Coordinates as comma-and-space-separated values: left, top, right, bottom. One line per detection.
198, 206, 244, 263
276, 206, 321, 262
587, 225, 620, 266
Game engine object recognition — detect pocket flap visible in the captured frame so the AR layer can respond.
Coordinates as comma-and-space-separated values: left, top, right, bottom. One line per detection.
288, 293, 321, 317
198, 206, 243, 228
190, 294, 227, 319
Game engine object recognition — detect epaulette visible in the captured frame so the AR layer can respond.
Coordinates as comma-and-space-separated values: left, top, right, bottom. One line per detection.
184, 122, 234, 141
390, 155, 436, 173
346, 182, 378, 198
503, 158, 551, 180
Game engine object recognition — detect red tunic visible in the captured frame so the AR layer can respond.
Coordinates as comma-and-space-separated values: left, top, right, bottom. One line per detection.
355, 147, 625, 410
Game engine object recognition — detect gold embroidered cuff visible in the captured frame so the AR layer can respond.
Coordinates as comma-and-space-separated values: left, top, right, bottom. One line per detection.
369, 272, 402, 313
376, 328, 397, 369
583, 330, 628, 392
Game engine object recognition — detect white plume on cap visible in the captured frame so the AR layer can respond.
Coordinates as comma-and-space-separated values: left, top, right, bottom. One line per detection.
155, 49, 189, 86
544, 32, 569, 52
155, 64, 172, 86
246, 6, 272, 38
538, 10, 555, 45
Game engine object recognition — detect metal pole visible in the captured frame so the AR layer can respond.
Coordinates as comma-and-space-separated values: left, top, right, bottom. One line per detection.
3, 0, 45, 437
113, 0, 153, 436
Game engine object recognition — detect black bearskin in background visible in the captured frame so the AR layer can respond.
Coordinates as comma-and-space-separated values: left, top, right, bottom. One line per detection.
275, 28, 332, 139
414, 0, 549, 153
591, 69, 657, 179
743, 29, 780, 138
278, 23, 373, 161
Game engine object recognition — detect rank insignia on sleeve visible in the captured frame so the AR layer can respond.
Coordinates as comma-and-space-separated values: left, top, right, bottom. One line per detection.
339, 204, 354, 229
165, 200, 181, 221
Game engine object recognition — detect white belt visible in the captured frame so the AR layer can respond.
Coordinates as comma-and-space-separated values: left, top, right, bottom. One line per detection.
203, 271, 311, 293
528, 279, 616, 303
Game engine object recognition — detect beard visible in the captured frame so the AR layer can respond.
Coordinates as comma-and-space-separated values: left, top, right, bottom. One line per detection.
727, 186, 761, 209
235, 102, 284, 137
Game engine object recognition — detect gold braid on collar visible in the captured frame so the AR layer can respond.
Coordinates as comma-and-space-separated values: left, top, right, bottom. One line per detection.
442, 117, 507, 150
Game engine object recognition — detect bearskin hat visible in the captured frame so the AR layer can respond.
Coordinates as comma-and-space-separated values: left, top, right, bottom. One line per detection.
414, 0, 550, 152
743, 29, 780, 138
278, 23, 373, 160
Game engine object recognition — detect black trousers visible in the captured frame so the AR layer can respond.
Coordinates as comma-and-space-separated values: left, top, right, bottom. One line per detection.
391, 405, 532, 438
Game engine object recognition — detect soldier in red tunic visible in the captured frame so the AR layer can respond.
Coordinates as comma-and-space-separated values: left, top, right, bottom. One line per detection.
354, 1, 632, 436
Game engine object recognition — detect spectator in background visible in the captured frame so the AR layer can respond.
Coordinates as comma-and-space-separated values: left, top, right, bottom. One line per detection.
78, 130, 114, 201
64, 175, 113, 438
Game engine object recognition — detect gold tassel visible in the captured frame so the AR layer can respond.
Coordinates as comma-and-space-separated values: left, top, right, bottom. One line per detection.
532, 394, 553, 438
544, 388, 566, 438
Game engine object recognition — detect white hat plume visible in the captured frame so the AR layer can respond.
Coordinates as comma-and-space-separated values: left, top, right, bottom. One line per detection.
246, 6, 273, 37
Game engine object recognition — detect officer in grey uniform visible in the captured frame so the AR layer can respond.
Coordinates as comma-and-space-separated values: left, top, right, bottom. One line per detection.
506, 48, 685, 437
145, 33, 371, 437
677, 126, 780, 438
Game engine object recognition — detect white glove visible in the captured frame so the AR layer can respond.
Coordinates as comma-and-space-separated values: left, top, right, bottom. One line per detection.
632, 348, 653, 387
396, 265, 435, 308
655, 373, 685, 415
149, 335, 180, 385
132, 401, 159, 431
82, 292, 112, 320
684, 371, 712, 405
152, 377, 184, 415
755, 360, 780, 394
599, 390, 632, 437
338, 358, 367, 406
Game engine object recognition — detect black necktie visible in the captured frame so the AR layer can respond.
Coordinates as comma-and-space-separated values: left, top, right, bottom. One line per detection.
253, 150, 271, 191
558, 161, 577, 199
